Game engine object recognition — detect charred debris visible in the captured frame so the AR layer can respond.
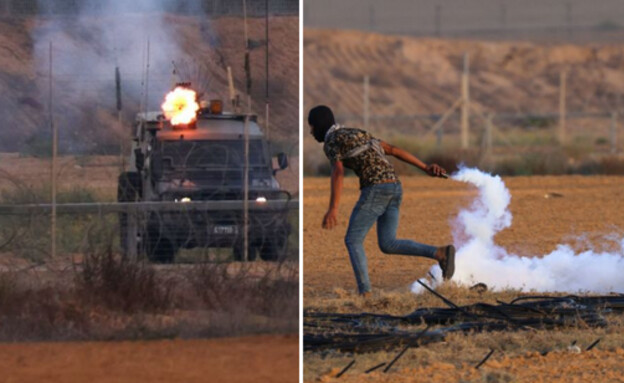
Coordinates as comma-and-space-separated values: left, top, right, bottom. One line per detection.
305, 282, 624, 353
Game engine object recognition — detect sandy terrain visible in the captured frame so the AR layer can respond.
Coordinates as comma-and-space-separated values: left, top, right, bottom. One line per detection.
304, 175, 624, 298
0, 335, 298, 383
304, 29, 624, 122
304, 175, 624, 381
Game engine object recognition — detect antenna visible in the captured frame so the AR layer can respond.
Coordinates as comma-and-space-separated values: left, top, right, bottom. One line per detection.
144, 38, 151, 115
171, 60, 180, 88
227, 66, 236, 111
115, 66, 124, 171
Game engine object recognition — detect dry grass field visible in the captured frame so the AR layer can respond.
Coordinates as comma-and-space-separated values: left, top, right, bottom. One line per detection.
304, 174, 624, 382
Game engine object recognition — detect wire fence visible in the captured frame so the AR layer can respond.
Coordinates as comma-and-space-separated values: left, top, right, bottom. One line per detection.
0, 151, 299, 341
305, 0, 624, 43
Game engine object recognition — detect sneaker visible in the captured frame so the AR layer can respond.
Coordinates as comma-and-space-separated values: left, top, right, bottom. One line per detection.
437, 245, 455, 280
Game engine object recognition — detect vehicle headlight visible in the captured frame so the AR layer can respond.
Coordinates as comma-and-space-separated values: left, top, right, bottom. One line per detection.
255, 196, 267, 204
175, 197, 192, 203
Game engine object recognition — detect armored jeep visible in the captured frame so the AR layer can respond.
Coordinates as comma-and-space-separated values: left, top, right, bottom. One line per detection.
117, 101, 291, 263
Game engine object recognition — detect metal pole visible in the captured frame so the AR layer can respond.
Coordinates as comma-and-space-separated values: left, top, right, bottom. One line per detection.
611, 111, 618, 154
144, 39, 150, 115
127, 206, 138, 261
265, 0, 270, 141
500, 1, 507, 32
566, 2, 572, 39
49, 41, 57, 259
434, 5, 441, 37
227, 66, 236, 110
461, 53, 470, 149
363, 75, 370, 129
243, 0, 248, 47
116, 66, 124, 172
243, 115, 250, 261
485, 113, 494, 155
559, 70, 567, 145
243, 0, 251, 113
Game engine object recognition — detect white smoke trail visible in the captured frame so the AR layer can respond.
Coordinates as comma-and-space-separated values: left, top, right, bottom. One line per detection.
412, 166, 624, 294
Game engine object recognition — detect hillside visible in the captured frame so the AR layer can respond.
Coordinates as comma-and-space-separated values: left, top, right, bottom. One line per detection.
305, 28, 624, 119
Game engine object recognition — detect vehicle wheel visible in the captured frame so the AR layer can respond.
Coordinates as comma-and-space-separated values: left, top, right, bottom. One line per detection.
233, 242, 257, 262
145, 232, 176, 264
259, 224, 291, 262
117, 172, 142, 256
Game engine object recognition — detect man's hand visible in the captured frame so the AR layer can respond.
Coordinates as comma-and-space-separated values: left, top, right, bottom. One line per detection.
426, 163, 447, 178
322, 209, 338, 230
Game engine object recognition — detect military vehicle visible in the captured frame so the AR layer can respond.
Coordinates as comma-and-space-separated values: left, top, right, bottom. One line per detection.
117, 94, 291, 263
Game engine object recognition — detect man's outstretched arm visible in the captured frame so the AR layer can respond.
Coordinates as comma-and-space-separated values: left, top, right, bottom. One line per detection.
380, 141, 446, 177
323, 160, 344, 229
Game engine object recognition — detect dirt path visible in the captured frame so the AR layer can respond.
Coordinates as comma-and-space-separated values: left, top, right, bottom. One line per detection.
0, 335, 298, 383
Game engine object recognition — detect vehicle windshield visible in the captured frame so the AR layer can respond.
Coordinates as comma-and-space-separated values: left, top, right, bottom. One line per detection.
158, 140, 266, 169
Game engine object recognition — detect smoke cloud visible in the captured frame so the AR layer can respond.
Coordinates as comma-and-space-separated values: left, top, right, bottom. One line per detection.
32, 0, 208, 152
412, 167, 624, 294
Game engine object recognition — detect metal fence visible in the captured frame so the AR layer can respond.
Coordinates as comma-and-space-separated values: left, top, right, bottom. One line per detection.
0, 173, 299, 264
305, 0, 624, 42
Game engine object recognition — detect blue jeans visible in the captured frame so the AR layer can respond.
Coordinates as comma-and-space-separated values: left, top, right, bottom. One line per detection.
344, 182, 437, 294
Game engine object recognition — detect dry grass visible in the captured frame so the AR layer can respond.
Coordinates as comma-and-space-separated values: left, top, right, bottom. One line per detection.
0, 250, 298, 341
304, 285, 624, 382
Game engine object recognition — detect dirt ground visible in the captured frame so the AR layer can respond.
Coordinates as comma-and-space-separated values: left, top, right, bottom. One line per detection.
304, 175, 624, 382
304, 175, 624, 298
0, 335, 298, 383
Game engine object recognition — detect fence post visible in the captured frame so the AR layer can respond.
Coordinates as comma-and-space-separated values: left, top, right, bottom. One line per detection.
559, 70, 567, 145
363, 75, 370, 129
127, 210, 138, 262
243, 115, 250, 261
49, 41, 57, 259
436, 126, 443, 149
485, 113, 494, 155
611, 111, 618, 154
461, 52, 470, 149
434, 5, 441, 37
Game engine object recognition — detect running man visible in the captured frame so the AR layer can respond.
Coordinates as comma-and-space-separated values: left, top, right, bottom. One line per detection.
308, 105, 455, 296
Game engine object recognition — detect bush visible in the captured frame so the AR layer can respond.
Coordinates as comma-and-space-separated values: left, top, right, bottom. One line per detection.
76, 249, 174, 313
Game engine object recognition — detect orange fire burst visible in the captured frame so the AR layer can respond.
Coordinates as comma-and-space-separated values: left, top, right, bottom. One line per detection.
161, 87, 200, 125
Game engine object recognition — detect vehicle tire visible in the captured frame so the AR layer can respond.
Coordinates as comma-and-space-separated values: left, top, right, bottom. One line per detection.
233, 242, 257, 262
117, 172, 142, 256
259, 224, 291, 262
145, 231, 176, 263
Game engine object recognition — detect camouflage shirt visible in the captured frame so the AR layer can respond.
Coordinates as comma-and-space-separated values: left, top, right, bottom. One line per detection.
323, 126, 398, 189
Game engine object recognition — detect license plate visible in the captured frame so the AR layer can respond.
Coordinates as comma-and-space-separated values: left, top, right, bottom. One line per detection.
212, 225, 238, 235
